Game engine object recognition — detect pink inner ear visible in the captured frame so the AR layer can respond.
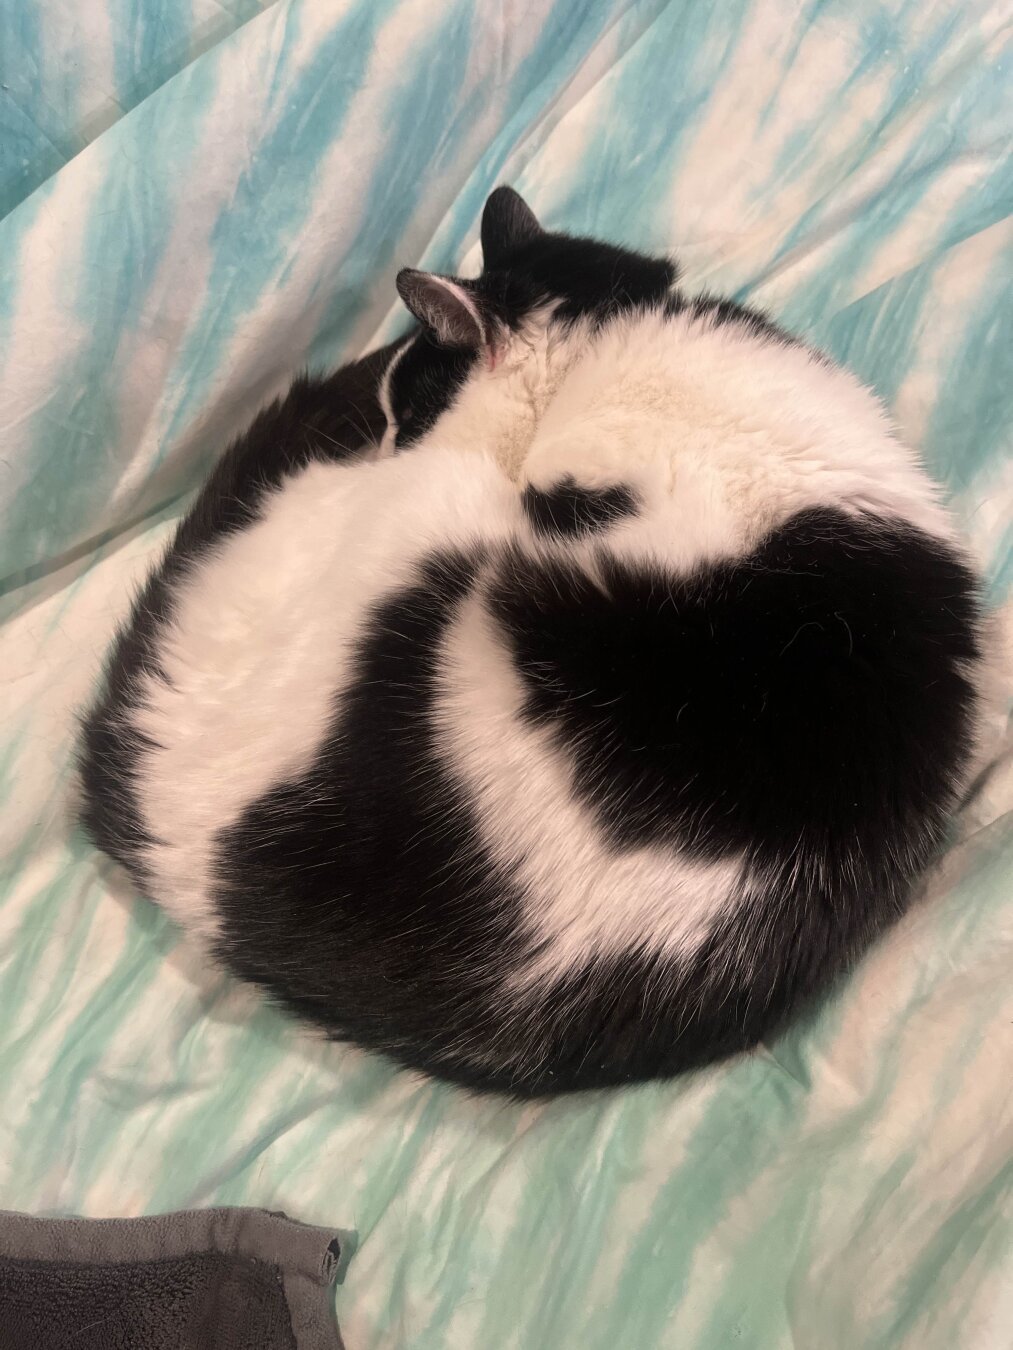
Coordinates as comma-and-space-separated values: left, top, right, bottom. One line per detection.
487, 343, 500, 372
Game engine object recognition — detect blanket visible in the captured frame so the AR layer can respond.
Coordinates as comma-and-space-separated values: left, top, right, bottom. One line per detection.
1, 2, 1010, 1347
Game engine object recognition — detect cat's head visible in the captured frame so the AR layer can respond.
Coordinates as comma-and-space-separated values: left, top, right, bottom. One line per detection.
379, 187, 676, 475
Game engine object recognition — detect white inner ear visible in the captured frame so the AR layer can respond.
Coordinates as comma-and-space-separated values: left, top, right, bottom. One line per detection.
420, 276, 485, 348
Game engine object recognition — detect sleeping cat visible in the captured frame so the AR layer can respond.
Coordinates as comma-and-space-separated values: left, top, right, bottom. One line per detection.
80, 187, 984, 1097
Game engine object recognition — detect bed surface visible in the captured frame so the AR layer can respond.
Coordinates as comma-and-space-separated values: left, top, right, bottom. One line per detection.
1, 3, 1010, 1346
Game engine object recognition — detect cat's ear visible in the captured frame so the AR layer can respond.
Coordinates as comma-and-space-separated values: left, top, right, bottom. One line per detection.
481, 186, 543, 270
396, 269, 487, 349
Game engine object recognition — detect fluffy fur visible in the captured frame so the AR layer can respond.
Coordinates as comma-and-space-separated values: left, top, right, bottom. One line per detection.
80, 188, 984, 1097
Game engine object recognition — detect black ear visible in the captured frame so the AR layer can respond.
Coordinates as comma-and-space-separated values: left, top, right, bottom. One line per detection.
481, 186, 543, 270
396, 269, 486, 348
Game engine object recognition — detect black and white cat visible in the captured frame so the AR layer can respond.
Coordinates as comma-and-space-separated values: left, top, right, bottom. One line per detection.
80, 187, 984, 1097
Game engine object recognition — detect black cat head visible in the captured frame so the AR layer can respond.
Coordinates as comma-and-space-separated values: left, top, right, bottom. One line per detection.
383, 187, 677, 450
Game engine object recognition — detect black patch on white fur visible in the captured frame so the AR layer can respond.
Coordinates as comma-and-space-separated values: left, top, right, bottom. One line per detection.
389, 200, 679, 446
522, 478, 638, 539
210, 550, 534, 1087
80, 191, 985, 1100
79, 344, 396, 886
387, 332, 476, 449
490, 508, 980, 864
203, 544, 842, 1097
669, 291, 825, 360
199, 512, 980, 1099
481, 230, 676, 328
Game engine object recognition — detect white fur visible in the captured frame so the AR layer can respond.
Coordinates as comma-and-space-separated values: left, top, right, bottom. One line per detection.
130, 447, 519, 934
436, 584, 747, 981
136, 302, 964, 959
393, 305, 956, 563
376, 336, 410, 459
411, 305, 586, 480
520, 308, 956, 554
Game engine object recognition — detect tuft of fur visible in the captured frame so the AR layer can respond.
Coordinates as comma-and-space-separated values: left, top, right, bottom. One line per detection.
80, 189, 985, 1097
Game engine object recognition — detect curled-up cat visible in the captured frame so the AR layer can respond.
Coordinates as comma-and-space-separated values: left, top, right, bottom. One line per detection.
80, 187, 986, 1097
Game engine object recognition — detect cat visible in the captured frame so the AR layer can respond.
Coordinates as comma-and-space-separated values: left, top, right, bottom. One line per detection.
80, 187, 984, 1097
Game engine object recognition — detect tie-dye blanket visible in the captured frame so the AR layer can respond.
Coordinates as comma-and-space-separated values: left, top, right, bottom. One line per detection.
1, 3, 1010, 1346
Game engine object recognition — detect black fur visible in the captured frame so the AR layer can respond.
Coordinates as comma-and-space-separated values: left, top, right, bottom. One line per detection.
522, 477, 638, 539
386, 188, 679, 448
79, 187, 984, 1100
211, 549, 529, 1086
204, 507, 980, 1098
478, 183, 675, 323
387, 239, 795, 465
79, 344, 396, 885
387, 332, 475, 449
670, 293, 799, 346
479, 230, 676, 328
481, 186, 543, 269
490, 508, 980, 867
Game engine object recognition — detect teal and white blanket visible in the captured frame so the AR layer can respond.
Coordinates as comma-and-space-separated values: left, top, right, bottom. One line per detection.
1, 3, 1010, 1346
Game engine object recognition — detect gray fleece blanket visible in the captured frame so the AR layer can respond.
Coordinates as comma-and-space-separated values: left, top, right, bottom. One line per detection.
0, 1207, 345, 1349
